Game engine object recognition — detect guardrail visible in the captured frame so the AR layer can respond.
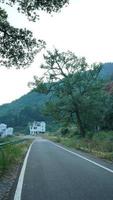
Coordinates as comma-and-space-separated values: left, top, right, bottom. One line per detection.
0, 139, 27, 149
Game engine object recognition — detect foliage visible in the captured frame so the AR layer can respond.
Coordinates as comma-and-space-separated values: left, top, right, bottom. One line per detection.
2, 0, 69, 21
0, 106, 47, 132
0, 63, 112, 134
100, 63, 113, 80
47, 131, 113, 161
0, 91, 47, 116
0, 0, 69, 67
0, 140, 32, 176
102, 94, 113, 130
31, 49, 108, 137
60, 127, 69, 136
0, 7, 45, 68
0, 91, 50, 132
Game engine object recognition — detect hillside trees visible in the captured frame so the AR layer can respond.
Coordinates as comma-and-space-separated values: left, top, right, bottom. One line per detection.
0, 0, 69, 67
30, 49, 108, 137
0, 105, 47, 132
102, 83, 113, 130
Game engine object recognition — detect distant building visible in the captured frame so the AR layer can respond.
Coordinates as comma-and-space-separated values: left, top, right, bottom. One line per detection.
0, 124, 7, 137
29, 121, 46, 135
6, 128, 13, 136
0, 123, 13, 138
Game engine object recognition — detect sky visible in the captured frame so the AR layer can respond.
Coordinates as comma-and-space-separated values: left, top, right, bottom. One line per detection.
0, 0, 113, 105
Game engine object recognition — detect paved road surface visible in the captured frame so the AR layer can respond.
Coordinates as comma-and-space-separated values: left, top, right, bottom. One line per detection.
16, 138, 113, 200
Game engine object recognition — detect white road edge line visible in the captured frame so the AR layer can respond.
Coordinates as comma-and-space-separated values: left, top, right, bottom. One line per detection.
50, 141, 113, 174
14, 142, 33, 200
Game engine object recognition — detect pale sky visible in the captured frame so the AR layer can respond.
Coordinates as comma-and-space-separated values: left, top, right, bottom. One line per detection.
0, 0, 113, 105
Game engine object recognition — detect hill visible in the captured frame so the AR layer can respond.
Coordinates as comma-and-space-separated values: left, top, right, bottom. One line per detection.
100, 63, 113, 79
0, 91, 52, 133
0, 63, 113, 133
0, 91, 48, 117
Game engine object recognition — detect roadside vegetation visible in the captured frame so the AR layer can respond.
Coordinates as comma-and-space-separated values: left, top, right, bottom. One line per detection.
31, 49, 113, 137
46, 128, 113, 162
31, 49, 113, 162
0, 135, 20, 143
0, 136, 33, 176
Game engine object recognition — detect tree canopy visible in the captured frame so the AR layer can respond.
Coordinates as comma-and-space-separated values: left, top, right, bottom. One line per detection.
2, 0, 69, 21
0, 0, 69, 68
30, 49, 108, 137
0, 7, 46, 68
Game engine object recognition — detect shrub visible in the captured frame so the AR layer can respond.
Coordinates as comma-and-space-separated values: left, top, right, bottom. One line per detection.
0, 141, 31, 176
60, 128, 69, 136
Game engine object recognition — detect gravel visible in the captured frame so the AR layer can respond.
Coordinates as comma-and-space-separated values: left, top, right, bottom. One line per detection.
0, 165, 20, 200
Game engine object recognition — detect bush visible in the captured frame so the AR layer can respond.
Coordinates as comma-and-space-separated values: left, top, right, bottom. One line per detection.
56, 136, 61, 143
86, 131, 94, 139
60, 128, 69, 136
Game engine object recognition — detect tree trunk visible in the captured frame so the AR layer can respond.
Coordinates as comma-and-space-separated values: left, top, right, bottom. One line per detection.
69, 87, 86, 137
75, 106, 86, 137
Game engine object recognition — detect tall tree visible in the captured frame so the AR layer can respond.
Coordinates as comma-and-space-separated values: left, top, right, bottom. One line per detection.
102, 82, 113, 130
30, 49, 107, 137
0, 7, 45, 68
0, 0, 69, 67
2, 0, 69, 21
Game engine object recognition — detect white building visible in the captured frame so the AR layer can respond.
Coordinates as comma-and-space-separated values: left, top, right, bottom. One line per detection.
6, 128, 13, 136
0, 123, 13, 138
29, 121, 46, 135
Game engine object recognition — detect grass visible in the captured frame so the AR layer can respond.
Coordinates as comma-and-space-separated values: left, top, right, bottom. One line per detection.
45, 131, 113, 162
0, 136, 15, 143
0, 138, 33, 176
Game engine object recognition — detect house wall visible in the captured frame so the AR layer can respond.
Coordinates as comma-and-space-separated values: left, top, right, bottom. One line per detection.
29, 121, 46, 135
0, 124, 7, 137
6, 128, 13, 136
0, 124, 13, 137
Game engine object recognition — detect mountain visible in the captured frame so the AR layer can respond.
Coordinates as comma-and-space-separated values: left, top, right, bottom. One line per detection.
0, 63, 113, 133
100, 63, 113, 79
0, 91, 51, 133
0, 91, 48, 117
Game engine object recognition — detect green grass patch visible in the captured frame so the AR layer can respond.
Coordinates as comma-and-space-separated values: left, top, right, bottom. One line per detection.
0, 135, 21, 144
46, 131, 113, 162
0, 140, 32, 176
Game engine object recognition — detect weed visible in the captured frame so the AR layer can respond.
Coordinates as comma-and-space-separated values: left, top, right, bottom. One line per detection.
47, 131, 113, 161
0, 141, 32, 176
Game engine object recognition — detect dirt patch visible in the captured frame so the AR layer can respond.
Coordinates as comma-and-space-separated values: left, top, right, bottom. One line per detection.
0, 164, 20, 200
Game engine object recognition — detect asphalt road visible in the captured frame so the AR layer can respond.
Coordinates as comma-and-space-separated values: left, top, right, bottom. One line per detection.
20, 138, 113, 200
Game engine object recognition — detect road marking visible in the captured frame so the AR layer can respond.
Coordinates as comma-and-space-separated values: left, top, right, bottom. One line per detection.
50, 141, 113, 174
13, 138, 113, 200
14, 142, 33, 200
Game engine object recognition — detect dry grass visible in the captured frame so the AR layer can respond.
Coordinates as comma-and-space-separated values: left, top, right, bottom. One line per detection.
46, 132, 113, 162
